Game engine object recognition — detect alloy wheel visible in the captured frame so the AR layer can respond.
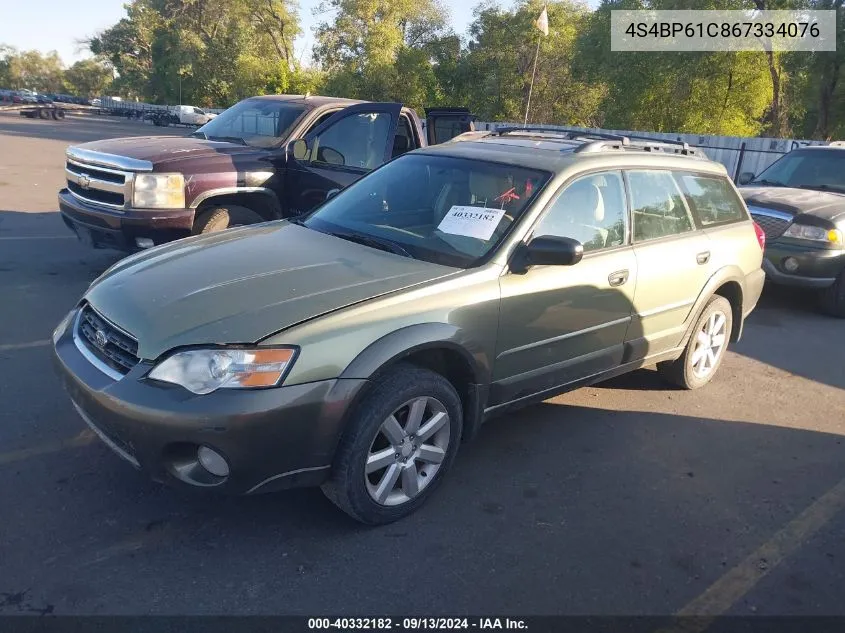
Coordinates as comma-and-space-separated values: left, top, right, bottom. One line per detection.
691, 310, 727, 378
365, 396, 451, 506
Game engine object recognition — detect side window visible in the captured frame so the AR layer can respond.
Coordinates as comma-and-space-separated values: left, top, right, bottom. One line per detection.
628, 170, 694, 242
675, 172, 747, 226
311, 112, 393, 171
392, 115, 415, 158
533, 171, 627, 252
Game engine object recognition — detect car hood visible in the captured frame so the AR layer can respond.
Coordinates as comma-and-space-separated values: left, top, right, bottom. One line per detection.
740, 186, 845, 222
84, 223, 457, 360
72, 135, 260, 168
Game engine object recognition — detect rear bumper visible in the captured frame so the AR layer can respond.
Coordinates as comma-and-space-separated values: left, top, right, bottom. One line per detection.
59, 189, 195, 252
52, 307, 367, 494
762, 241, 845, 289
743, 267, 766, 319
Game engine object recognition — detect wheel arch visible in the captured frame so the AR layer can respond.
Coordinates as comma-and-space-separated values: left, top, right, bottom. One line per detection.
191, 188, 282, 223
685, 266, 746, 346
339, 324, 492, 442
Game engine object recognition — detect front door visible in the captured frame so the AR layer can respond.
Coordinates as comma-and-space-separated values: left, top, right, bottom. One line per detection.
283, 102, 402, 215
492, 170, 637, 407
625, 169, 714, 358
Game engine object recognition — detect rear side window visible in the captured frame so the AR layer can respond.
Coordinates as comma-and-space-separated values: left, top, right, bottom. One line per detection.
675, 172, 748, 226
627, 170, 694, 242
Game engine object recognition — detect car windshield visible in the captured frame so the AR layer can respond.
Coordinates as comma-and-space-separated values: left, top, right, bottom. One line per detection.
193, 98, 307, 148
302, 154, 551, 268
752, 149, 845, 193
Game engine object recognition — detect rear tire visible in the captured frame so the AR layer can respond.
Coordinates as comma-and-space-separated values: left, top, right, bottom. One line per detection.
321, 364, 463, 525
38, 108, 50, 119
819, 270, 845, 318
658, 295, 733, 390
192, 205, 264, 235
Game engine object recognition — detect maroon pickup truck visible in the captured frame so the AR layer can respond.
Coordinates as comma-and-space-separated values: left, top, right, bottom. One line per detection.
59, 95, 475, 251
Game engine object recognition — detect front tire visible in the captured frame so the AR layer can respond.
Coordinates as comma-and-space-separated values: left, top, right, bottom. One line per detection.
322, 364, 463, 525
192, 205, 264, 235
658, 295, 733, 390
819, 270, 845, 318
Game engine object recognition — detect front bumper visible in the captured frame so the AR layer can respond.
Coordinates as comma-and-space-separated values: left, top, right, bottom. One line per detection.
59, 189, 195, 252
52, 307, 367, 494
762, 240, 845, 289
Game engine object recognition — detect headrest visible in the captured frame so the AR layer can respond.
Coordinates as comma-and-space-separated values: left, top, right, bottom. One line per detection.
561, 181, 605, 223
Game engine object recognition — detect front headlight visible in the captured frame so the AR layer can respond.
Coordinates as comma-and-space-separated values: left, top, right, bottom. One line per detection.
148, 347, 297, 395
783, 223, 842, 245
132, 173, 185, 209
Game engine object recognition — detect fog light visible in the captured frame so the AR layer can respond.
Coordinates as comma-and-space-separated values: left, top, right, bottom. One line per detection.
197, 446, 229, 477
783, 257, 799, 273
135, 237, 154, 249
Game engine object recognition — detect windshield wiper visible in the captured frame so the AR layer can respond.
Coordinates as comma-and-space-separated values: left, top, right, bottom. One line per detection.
206, 135, 248, 145
751, 178, 786, 187
188, 130, 207, 139
330, 230, 412, 258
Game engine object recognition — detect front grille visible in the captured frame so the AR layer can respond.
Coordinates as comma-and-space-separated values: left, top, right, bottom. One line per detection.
66, 161, 126, 185
750, 213, 790, 240
65, 159, 130, 208
76, 304, 140, 375
68, 181, 124, 206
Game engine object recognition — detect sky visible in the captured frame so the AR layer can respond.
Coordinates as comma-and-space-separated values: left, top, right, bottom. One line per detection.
0, 0, 496, 67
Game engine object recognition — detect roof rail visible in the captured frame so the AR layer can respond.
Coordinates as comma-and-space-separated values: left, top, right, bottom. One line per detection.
493, 126, 630, 144
624, 133, 699, 155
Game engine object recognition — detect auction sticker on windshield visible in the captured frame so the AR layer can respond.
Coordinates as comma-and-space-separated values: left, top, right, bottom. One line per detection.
437, 206, 506, 240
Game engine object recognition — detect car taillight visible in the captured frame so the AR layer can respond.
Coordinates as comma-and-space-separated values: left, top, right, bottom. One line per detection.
753, 221, 766, 250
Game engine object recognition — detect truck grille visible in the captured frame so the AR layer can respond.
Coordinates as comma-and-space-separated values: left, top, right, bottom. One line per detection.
750, 213, 791, 240
65, 159, 131, 209
76, 304, 140, 375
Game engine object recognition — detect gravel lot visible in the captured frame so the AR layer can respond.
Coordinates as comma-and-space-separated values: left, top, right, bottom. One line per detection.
1, 112, 844, 618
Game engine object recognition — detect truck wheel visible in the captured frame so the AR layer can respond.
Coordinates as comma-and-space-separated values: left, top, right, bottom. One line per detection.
321, 363, 463, 525
51, 109, 65, 120
192, 205, 264, 235
658, 295, 733, 390
819, 270, 845, 318
39, 108, 50, 119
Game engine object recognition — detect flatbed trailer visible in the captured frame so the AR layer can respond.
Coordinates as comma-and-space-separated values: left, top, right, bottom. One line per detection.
17, 104, 67, 120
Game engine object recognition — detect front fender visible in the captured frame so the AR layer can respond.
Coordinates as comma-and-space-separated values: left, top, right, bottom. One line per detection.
339, 322, 491, 385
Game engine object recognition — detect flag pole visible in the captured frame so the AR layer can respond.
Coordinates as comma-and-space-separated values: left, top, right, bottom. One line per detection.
524, 33, 542, 126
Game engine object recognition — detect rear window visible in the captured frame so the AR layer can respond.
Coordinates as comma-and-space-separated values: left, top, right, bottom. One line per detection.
675, 172, 748, 226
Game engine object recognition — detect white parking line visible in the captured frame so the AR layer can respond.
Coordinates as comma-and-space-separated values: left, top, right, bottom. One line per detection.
0, 339, 51, 351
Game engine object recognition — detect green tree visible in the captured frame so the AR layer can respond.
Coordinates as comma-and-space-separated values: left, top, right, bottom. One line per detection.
64, 59, 114, 97
461, 1, 606, 125
313, 0, 451, 109
0, 47, 65, 92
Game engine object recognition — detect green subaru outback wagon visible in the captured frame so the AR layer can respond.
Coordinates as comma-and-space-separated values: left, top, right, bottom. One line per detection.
53, 128, 765, 524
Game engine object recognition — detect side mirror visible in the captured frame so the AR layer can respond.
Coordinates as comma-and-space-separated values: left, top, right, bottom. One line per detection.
737, 172, 755, 185
511, 236, 584, 273
291, 138, 309, 161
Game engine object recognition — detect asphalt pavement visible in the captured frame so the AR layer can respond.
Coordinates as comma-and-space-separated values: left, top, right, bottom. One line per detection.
1, 112, 844, 618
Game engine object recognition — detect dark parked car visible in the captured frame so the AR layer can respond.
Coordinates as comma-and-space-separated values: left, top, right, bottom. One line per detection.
53, 129, 765, 524
58, 95, 475, 252
737, 145, 845, 316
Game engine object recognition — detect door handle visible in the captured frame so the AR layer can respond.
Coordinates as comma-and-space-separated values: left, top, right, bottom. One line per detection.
608, 270, 629, 287
696, 251, 711, 265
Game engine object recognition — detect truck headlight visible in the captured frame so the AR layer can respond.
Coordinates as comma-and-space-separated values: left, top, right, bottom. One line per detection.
148, 347, 297, 395
132, 173, 185, 209
783, 223, 842, 245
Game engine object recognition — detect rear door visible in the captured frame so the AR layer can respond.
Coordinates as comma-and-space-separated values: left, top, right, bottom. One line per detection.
424, 108, 476, 145
625, 169, 714, 358
283, 102, 402, 215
